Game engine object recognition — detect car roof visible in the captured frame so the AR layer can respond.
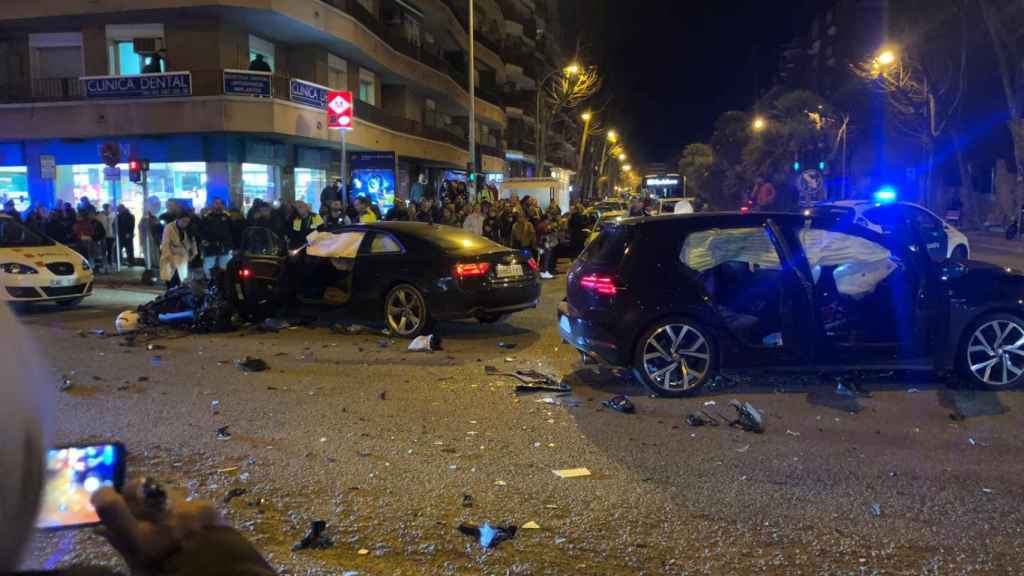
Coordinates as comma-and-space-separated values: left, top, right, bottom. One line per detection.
612, 211, 812, 229
326, 221, 509, 253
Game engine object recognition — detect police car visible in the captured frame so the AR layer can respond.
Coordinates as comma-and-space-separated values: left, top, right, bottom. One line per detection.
815, 199, 970, 261
0, 214, 94, 306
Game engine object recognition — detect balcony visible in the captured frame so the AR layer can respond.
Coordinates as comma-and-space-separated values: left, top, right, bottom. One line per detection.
354, 99, 468, 149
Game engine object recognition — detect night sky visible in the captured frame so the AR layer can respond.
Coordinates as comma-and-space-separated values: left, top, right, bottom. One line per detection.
590, 1, 817, 165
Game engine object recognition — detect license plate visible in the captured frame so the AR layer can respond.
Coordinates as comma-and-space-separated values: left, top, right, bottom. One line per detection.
496, 263, 524, 278
49, 277, 75, 287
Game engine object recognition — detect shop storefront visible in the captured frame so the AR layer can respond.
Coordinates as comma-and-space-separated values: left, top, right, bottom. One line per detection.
0, 166, 29, 211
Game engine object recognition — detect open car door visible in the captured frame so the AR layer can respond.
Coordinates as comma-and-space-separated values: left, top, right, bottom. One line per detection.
226, 226, 288, 319
764, 218, 820, 364
299, 229, 366, 306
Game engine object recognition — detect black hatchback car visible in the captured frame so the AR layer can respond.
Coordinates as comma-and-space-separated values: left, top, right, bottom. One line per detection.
227, 222, 540, 337
559, 212, 1024, 396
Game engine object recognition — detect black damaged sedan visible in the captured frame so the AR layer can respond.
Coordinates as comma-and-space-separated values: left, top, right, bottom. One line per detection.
559, 211, 1024, 396
227, 222, 540, 337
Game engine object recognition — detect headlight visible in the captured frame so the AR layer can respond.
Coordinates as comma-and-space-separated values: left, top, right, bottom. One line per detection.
1, 263, 38, 274
81, 259, 92, 271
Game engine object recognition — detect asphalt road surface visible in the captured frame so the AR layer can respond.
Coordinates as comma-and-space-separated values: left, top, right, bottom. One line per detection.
16, 265, 1024, 575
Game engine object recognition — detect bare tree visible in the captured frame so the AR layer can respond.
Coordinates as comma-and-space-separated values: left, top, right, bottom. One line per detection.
535, 65, 601, 175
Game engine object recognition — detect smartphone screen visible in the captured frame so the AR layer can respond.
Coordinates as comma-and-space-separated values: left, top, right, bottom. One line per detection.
36, 443, 125, 530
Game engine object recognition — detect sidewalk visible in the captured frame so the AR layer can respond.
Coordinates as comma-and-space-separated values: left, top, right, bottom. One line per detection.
965, 229, 1024, 268
90, 266, 163, 294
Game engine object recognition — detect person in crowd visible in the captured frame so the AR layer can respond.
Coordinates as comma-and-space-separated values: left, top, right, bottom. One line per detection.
368, 200, 382, 220
269, 201, 295, 239
72, 209, 100, 268
290, 201, 323, 248
482, 202, 498, 241
385, 197, 411, 221
568, 203, 588, 256
463, 203, 485, 236
78, 196, 94, 215
142, 50, 164, 73
417, 198, 434, 224
510, 209, 537, 258
751, 177, 777, 211
322, 200, 350, 227
247, 200, 273, 228
200, 198, 235, 275
3, 199, 21, 221
160, 199, 181, 224
24, 205, 47, 235
355, 196, 378, 223
86, 209, 108, 272
249, 53, 272, 72
160, 212, 197, 288
139, 209, 163, 270
320, 179, 341, 212
97, 203, 115, 268
536, 214, 559, 279
44, 209, 68, 244
410, 172, 427, 203
116, 204, 136, 265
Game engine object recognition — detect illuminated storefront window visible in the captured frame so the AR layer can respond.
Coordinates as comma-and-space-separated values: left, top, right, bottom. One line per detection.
0, 167, 29, 212
241, 163, 280, 211
295, 167, 327, 211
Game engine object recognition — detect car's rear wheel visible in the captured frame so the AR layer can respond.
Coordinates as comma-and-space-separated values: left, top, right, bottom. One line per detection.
959, 313, 1024, 389
385, 284, 429, 338
633, 318, 715, 397
952, 245, 968, 260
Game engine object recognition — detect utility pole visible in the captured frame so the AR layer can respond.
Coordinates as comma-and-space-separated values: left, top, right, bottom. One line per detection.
468, 0, 476, 199
575, 112, 592, 198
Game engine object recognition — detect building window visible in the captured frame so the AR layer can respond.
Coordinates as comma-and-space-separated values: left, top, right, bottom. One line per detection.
28, 33, 83, 87
424, 98, 437, 127
328, 54, 348, 91
295, 167, 327, 212
359, 68, 376, 105
0, 167, 29, 212
402, 11, 422, 48
248, 35, 275, 72
241, 163, 280, 211
106, 24, 164, 75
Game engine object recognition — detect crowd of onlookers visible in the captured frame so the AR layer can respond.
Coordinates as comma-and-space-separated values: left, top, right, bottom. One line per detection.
2, 178, 604, 286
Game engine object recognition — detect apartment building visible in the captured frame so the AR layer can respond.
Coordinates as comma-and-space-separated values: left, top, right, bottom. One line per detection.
0, 0, 572, 218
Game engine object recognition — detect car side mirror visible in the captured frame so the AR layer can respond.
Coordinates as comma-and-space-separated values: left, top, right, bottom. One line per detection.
940, 260, 968, 281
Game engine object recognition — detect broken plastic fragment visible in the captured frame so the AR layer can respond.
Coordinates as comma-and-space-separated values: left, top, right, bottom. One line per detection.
552, 467, 591, 479
458, 522, 517, 548
292, 520, 332, 551
521, 521, 541, 529
235, 356, 268, 372
601, 395, 635, 414
216, 426, 232, 440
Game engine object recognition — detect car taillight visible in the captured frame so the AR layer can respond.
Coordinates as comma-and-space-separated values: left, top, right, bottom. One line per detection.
454, 262, 490, 279
580, 273, 617, 296
527, 258, 539, 272
238, 268, 253, 279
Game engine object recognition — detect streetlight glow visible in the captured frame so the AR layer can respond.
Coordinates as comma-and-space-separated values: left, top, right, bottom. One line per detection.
752, 116, 767, 132
618, 152, 627, 161
581, 111, 592, 121
607, 130, 618, 143
875, 49, 896, 66
622, 164, 632, 172
564, 63, 581, 76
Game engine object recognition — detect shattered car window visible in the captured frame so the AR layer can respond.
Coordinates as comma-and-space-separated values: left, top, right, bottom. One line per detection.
681, 227, 780, 272
306, 230, 366, 258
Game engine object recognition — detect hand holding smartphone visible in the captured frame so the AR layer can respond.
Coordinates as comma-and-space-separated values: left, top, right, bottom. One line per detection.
36, 442, 125, 530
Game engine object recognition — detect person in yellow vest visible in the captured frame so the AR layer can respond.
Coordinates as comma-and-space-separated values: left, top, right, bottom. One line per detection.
355, 197, 378, 223
290, 201, 323, 248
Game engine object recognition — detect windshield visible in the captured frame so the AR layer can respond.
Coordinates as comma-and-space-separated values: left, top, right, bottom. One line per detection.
0, 218, 53, 247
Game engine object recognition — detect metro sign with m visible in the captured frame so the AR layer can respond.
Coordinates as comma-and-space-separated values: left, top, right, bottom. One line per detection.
326, 90, 353, 130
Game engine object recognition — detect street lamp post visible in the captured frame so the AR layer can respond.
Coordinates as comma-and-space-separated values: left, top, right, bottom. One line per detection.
534, 63, 579, 177
593, 129, 617, 199
575, 111, 592, 199
468, 0, 475, 198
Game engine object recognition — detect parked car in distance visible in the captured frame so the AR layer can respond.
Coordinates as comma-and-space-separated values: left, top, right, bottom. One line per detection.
814, 199, 969, 261
0, 214, 93, 307
227, 222, 541, 337
559, 211, 1024, 396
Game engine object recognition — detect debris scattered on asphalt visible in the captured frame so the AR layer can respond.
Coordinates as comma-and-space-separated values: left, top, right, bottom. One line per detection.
458, 522, 517, 549
58, 376, 73, 392
552, 467, 591, 479
378, 391, 387, 400
735, 444, 750, 453
235, 356, 269, 372
378, 339, 392, 348
703, 400, 717, 407
138, 376, 149, 382
223, 487, 247, 504
521, 521, 541, 529
949, 412, 966, 422
493, 480, 507, 486
907, 388, 920, 393
261, 318, 290, 332
981, 488, 995, 494
869, 503, 881, 517
408, 334, 442, 352
497, 341, 517, 349
150, 355, 162, 366
145, 343, 165, 351
90, 329, 106, 336
725, 400, 765, 433
486, 366, 569, 392
686, 411, 719, 427
216, 426, 232, 440
968, 437, 989, 447
601, 395, 635, 414
357, 548, 369, 555
461, 494, 474, 508
292, 520, 332, 551
211, 400, 220, 414
786, 429, 801, 437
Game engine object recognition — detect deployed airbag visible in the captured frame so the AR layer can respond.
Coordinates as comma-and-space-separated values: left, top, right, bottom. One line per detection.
306, 231, 366, 258
682, 228, 780, 272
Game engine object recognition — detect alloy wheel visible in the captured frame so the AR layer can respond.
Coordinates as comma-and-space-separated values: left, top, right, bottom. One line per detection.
641, 323, 711, 392
966, 319, 1024, 387
386, 286, 425, 336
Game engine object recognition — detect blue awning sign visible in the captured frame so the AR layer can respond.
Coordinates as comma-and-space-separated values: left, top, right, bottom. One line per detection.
223, 69, 272, 98
289, 78, 328, 110
81, 72, 192, 99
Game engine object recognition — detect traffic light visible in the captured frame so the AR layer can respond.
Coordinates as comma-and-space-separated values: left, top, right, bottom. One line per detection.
468, 171, 477, 184
792, 161, 801, 172
818, 161, 826, 171
128, 159, 142, 183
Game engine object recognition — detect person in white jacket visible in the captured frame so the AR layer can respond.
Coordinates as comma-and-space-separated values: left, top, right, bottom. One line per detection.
160, 213, 198, 287
462, 203, 485, 236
